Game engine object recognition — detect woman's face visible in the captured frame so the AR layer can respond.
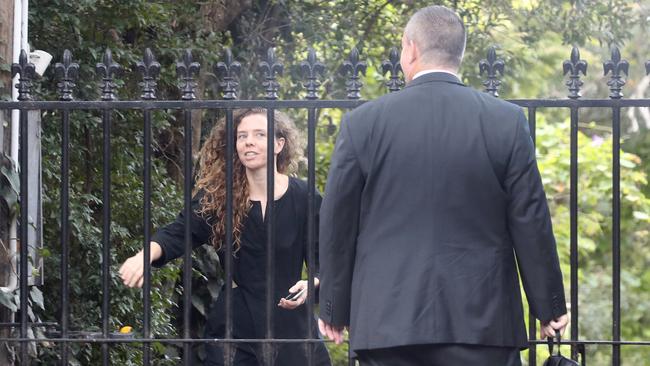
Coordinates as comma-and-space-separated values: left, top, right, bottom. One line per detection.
236, 113, 285, 172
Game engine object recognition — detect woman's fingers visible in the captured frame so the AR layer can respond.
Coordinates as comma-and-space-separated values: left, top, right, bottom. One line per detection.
289, 280, 304, 293
277, 281, 308, 309
277, 288, 307, 309
119, 256, 145, 288
278, 298, 298, 309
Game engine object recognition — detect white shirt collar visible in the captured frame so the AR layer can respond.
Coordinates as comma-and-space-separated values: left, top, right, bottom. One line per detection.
413, 69, 459, 80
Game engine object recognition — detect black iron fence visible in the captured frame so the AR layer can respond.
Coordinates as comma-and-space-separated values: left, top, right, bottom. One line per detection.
0, 44, 649, 366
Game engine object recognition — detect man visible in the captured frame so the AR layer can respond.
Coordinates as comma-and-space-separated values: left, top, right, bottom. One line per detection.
318, 5, 569, 366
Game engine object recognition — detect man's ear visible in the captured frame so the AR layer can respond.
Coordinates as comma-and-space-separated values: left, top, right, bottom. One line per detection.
407, 38, 419, 64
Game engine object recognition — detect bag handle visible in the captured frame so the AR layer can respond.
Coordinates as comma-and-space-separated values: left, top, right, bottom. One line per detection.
547, 330, 562, 356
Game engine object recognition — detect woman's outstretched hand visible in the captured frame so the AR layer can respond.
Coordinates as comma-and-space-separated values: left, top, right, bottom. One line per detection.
278, 278, 319, 310
118, 242, 162, 288
119, 252, 146, 288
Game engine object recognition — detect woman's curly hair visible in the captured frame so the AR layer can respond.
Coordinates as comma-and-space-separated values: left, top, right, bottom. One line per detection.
193, 108, 303, 253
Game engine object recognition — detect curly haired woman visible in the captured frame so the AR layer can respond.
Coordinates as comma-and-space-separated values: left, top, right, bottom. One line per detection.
119, 108, 331, 366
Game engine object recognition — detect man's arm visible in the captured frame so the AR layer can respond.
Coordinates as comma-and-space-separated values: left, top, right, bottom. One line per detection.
505, 111, 568, 329
319, 114, 365, 331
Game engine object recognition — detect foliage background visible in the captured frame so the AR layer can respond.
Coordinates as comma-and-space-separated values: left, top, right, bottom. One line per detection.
0, 0, 648, 365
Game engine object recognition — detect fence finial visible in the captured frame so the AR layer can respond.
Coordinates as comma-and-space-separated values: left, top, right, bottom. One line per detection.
136, 48, 161, 100
603, 47, 628, 99
259, 47, 283, 100
11, 49, 36, 101
300, 48, 325, 100
176, 49, 200, 101
96, 48, 122, 101
563, 47, 587, 99
381, 47, 403, 92
341, 47, 367, 99
215, 48, 241, 100
55, 50, 79, 101
479, 46, 504, 97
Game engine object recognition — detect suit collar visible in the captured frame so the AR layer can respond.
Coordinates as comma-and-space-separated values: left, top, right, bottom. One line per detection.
405, 71, 465, 89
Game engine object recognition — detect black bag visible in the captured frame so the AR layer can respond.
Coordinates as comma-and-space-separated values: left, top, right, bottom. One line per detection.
543, 331, 580, 366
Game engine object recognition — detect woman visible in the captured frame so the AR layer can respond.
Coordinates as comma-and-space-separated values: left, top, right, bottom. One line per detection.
119, 108, 331, 366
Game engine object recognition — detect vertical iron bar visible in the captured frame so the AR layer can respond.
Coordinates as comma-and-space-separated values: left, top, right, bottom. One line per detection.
143, 109, 152, 365
528, 313, 536, 364
612, 107, 621, 366
306, 108, 317, 366
19, 108, 28, 365
348, 344, 355, 366
265, 109, 276, 366
60, 108, 70, 366
224, 109, 234, 366
183, 109, 193, 366
527, 106, 536, 366
102, 109, 112, 366
527, 107, 536, 143
570, 106, 579, 361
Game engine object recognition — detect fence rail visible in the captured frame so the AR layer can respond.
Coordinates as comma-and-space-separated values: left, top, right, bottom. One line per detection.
1, 44, 649, 366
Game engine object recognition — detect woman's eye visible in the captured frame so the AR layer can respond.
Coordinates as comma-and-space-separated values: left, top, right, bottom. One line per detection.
237, 135, 246, 140
256, 132, 266, 137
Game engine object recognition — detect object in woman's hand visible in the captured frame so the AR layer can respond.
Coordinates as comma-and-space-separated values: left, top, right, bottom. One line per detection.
285, 287, 306, 301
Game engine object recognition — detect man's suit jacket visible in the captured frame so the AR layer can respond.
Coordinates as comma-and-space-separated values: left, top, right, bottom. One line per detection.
319, 72, 567, 352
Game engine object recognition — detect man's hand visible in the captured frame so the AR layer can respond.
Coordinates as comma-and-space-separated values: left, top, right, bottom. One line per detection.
540, 313, 569, 339
318, 318, 345, 345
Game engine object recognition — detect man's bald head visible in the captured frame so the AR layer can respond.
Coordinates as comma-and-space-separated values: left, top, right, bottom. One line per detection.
404, 5, 466, 70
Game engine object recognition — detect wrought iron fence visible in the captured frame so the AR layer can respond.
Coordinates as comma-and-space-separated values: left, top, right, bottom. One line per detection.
0, 43, 649, 366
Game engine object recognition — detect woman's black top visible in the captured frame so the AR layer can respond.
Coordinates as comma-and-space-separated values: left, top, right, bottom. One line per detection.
151, 177, 330, 365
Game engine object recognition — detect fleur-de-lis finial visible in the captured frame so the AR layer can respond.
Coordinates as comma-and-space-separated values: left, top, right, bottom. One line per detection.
215, 48, 241, 100
259, 47, 284, 100
96, 48, 122, 101
563, 47, 588, 99
136, 48, 161, 100
55, 49, 79, 101
479, 46, 505, 97
176, 49, 200, 101
340, 47, 367, 99
381, 47, 403, 92
11, 49, 36, 101
300, 48, 325, 100
603, 47, 628, 99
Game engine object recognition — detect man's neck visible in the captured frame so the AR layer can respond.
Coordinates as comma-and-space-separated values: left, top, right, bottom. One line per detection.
412, 67, 458, 80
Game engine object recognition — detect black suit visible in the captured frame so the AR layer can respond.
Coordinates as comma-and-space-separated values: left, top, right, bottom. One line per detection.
319, 73, 566, 358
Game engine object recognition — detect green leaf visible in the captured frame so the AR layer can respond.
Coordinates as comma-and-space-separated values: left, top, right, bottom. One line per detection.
30, 286, 45, 310
191, 293, 206, 316
0, 290, 18, 312
0, 154, 20, 213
